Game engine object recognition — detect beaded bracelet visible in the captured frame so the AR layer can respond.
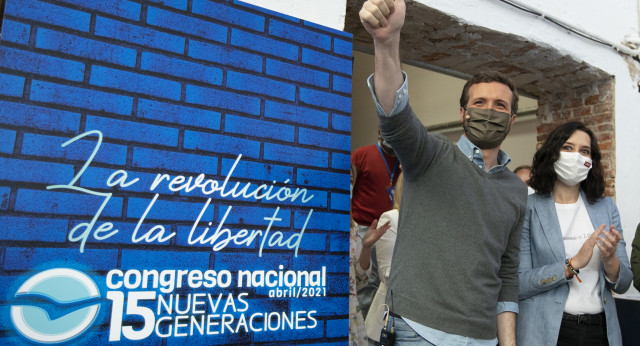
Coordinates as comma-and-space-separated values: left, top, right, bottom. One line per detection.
564, 262, 574, 279
565, 258, 577, 274
566, 258, 582, 283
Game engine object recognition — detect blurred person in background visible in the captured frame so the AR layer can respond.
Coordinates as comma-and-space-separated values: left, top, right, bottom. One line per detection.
351, 128, 402, 319
514, 165, 535, 194
365, 173, 403, 343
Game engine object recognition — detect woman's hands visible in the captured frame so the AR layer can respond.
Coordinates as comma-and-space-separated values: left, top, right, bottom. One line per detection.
597, 225, 622, 262
598, 225, 622, 282
569, 224, 621, 282
571, 224, 605, 270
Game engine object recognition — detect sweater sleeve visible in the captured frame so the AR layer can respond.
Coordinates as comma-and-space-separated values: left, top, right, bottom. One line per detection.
498, 202, 526, 304
377, 103, 440, 181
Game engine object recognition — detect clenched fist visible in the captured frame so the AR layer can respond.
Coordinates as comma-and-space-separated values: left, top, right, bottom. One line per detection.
360, 0, 406, 44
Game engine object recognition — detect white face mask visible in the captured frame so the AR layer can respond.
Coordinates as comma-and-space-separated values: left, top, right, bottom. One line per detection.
554, 151, 592, 186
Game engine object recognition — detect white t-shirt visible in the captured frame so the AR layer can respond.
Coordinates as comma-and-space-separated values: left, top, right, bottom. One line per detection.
556, 195, 604, 314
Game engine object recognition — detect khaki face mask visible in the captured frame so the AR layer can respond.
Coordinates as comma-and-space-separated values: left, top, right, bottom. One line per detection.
462, 107, 512, 149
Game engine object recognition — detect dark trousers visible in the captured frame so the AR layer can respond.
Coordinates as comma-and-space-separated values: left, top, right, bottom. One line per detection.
557, 313, 609, 346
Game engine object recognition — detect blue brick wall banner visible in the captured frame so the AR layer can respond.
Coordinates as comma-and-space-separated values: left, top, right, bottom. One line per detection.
0, 0, 352, 344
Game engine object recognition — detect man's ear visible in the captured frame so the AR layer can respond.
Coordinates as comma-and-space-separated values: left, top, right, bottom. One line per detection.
510, 114, 517, 126
459, 107, 466, 123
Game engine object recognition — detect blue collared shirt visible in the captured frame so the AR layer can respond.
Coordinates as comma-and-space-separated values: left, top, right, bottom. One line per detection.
456, 134, 511, 173
366, 72, 409, 118
367, 72, 517, 344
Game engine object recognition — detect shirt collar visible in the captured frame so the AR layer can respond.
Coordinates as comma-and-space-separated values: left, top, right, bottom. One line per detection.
456, 135, 511, 173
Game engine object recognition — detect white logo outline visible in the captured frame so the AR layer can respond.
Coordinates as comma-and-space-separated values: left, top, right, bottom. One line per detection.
11, 268, 101, 344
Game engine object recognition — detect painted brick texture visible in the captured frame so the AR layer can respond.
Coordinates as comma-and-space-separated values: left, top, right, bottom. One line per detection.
0, 0, 352, 343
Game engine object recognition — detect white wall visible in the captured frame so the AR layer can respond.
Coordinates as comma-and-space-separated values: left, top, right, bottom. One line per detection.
241, 0, 347, 30
512, 0, 639, 44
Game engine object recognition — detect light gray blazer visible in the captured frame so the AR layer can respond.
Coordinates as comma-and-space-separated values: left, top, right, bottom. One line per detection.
517, 191, 632, 346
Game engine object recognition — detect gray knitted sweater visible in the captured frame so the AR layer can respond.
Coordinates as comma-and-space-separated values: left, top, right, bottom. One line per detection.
379, 104, 527, 340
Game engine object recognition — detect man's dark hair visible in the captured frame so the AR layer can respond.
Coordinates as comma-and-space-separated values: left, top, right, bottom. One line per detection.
513, 165, 531, 174
529, 121, 605, 204
459, 71, 519, 115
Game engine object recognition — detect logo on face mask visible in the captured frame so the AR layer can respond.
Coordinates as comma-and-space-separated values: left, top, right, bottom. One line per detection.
462, 107, 512, 149
11, 268, 101, 344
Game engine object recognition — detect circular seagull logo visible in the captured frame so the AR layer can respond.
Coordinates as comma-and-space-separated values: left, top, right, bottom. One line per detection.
11, 268, 101, 344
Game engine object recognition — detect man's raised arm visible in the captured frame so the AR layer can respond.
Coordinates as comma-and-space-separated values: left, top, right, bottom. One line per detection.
360, 0, 405, 115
